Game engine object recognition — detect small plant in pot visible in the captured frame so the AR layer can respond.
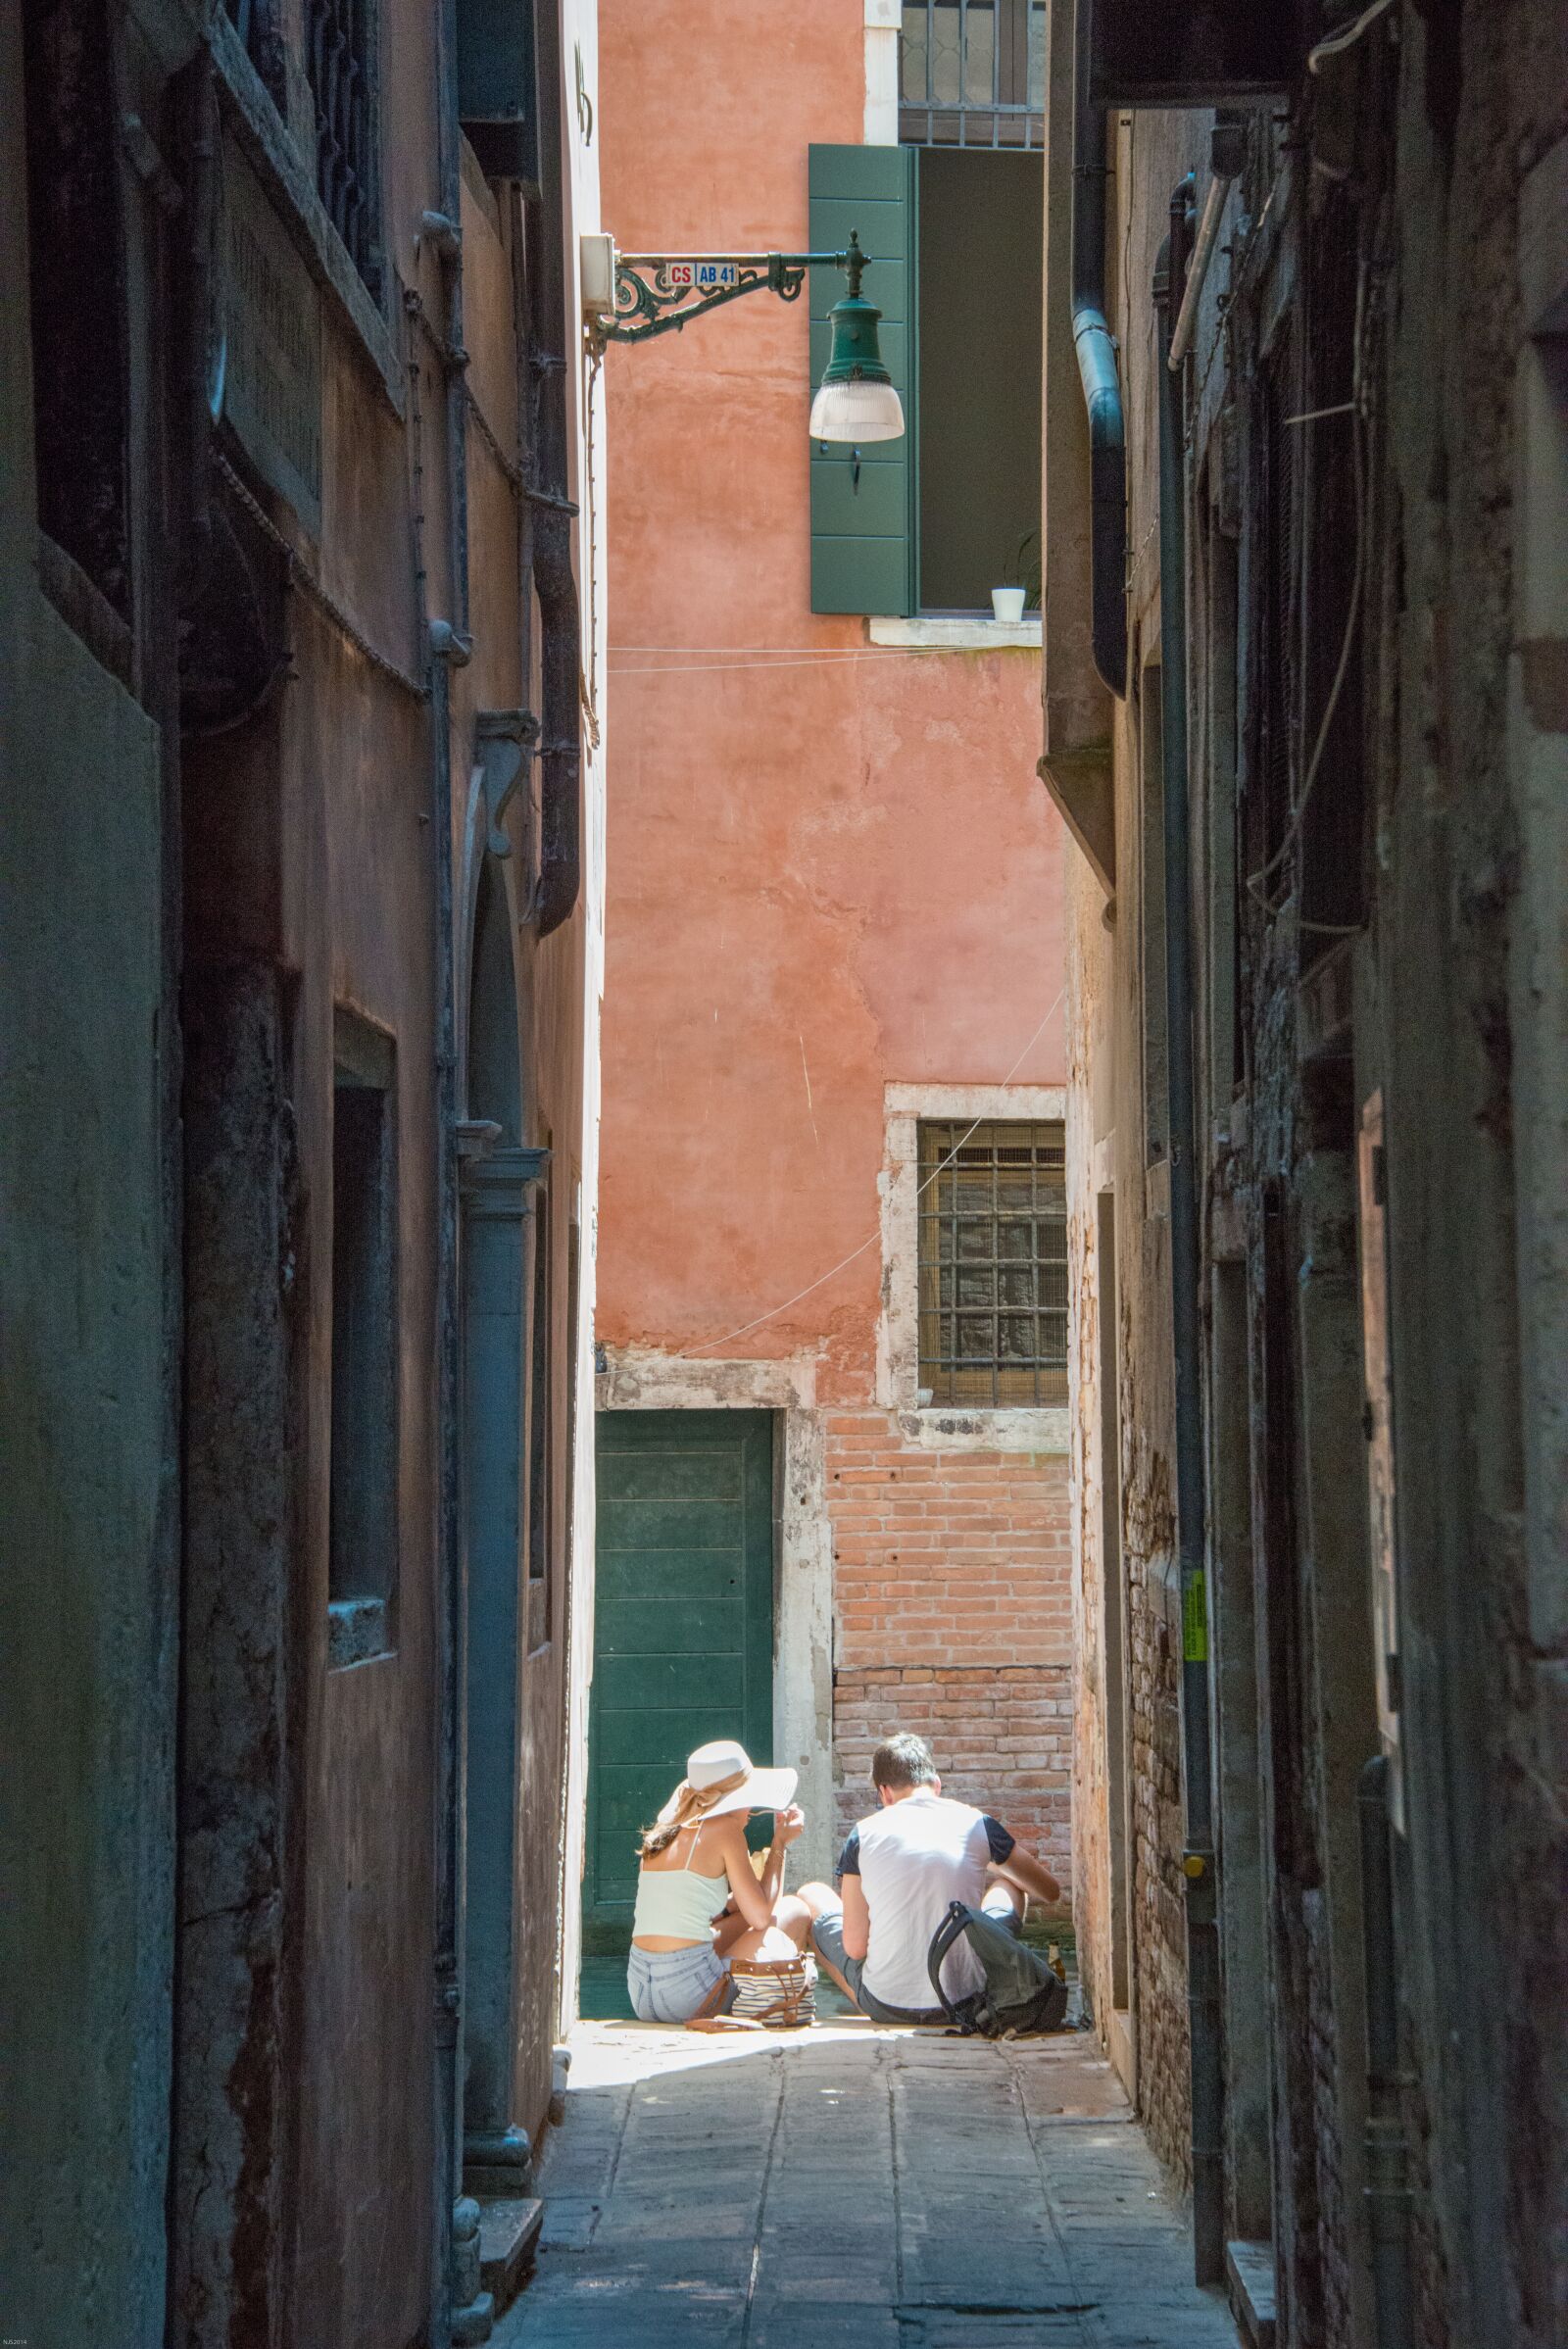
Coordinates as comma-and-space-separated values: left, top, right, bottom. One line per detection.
992, 529, 1042, 625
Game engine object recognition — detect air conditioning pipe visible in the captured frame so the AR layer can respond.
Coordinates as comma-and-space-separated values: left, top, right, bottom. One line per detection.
1072, 0, 1127, 699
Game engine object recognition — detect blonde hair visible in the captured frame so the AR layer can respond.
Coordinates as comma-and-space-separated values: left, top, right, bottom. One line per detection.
636, 1768, 749, 1859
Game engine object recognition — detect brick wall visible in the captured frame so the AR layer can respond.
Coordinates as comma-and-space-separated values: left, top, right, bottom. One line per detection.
824, 1411, 1072, 1904
1127, 1552, 1192, 2184
833, 1663, 1072, 1889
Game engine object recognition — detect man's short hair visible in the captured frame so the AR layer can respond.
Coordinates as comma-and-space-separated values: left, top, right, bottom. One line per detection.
870, 1733, 939, 1791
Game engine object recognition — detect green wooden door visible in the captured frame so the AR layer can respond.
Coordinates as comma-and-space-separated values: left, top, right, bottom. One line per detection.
585, 1411, 775, 1948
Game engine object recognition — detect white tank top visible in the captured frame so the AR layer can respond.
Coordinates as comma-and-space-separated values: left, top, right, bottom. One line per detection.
632, 1831, 728, 1944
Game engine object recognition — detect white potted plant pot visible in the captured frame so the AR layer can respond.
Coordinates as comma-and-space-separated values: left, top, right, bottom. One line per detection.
991, 587, 1026, 624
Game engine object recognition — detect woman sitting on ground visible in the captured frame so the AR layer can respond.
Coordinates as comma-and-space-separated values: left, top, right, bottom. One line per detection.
628, 1739, 811, 2024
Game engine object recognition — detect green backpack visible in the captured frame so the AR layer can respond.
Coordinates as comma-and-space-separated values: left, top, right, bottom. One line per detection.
926, 1898, 1069, 2037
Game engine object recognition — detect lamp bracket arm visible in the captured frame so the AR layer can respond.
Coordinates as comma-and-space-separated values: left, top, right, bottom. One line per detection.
590, 240, 864, 349
473, 708, 541, 858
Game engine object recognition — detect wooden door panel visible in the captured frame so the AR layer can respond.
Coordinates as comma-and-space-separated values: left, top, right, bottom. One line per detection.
595, 1548, 744, 1604
597, 1494, 746, 1547
593, 1651, 748, 1712
585, 1410, 775, 1946
597, 1597, 744, 1657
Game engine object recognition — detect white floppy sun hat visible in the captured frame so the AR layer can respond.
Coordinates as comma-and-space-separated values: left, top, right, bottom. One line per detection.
661, 1738, 798, 1824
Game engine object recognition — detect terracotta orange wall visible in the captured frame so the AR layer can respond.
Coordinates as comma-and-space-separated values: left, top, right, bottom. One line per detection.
596, 0, 1067, 1398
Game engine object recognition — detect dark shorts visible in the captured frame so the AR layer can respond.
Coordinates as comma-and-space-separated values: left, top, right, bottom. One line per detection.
809, 1891, 1020, 2027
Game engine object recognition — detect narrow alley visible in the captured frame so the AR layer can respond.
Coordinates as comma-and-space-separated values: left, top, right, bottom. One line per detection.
495, 2024, 1236, 2349
5, 3, 1563, 2348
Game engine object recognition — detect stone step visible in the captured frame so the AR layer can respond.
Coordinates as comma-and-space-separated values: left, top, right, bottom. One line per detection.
1226, 2239, 1277, 2349
450, 2288, 494, 2347
480, 2193, 545, 2313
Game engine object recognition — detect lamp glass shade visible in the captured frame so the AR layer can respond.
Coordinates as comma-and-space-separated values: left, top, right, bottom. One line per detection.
808, 377, 905, 443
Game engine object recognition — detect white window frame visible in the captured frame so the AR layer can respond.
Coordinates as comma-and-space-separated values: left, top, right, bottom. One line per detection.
862, 11, 1045, 652
878, 1081, 1069, 1452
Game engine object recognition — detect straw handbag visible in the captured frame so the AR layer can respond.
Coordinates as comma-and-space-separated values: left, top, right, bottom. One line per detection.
727, 1950, 817, 2030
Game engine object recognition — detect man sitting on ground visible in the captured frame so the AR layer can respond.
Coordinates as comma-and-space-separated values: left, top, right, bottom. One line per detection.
799, 1733, 1062, 2026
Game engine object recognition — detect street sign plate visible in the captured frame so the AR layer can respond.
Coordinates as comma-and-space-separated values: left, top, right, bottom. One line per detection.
665, 261, 739, 291
218, 141, 322, 536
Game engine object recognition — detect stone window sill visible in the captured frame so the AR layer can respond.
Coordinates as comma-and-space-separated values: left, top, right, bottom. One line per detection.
868, 615, 1042, 651
893, 1405, 1069, 1455
328, 1594, 395, 1670
212, 10, 405, 419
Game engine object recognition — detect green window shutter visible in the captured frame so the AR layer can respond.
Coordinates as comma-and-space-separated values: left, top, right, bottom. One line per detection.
808, 143, 917, 617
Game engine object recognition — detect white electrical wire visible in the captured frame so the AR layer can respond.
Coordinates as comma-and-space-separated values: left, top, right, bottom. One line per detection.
1246, 255, 1372, 914
610, 653, 915, 677
681, 986, 1066, 1358
1308, 0, 1398, 73
610, 645, 905, 656
610, 644, 1037, 677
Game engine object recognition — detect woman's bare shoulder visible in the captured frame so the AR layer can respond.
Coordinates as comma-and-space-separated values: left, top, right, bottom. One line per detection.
695, 1813, 750, 1865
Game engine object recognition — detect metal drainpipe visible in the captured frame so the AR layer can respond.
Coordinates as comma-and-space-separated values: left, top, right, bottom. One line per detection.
1072, 0, 1127, 700
428, 0, 469, 2337
186, 53, 220, 552
1154, 177, 1226, 2291
1358, 1756, 1415, 2349
527, 0, 583, 939
1168, 119, 1244, 373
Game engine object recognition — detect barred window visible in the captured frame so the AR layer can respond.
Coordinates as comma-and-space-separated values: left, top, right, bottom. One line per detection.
224, 0, 286, 108
306, 0, 381, 297
900, 0, 1047, 150
917, 1121, 1067, 1406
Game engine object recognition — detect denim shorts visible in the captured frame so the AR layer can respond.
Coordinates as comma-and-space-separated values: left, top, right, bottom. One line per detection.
626, 1941, 735, 2024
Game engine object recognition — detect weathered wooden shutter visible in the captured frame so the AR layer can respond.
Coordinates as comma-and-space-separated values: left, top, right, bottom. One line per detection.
458, 0, 540, 186
808, 143, 917, 617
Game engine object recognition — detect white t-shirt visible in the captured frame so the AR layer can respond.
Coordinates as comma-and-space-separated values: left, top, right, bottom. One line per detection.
841, 1789, 1015, 2013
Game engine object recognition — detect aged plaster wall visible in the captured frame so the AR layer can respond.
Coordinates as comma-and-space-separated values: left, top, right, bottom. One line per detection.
1060, 103, 1200, 2182
0, 489, 174, 2349
595, 0, 1065, 1390
0, 8, 177, 2339
554, 0, 610, 2051
594, 0, 1072, 1885
1059, 12, 1566, 2344
172, 9, 604, 2336
1373, 19, 1565, 2345
5, 8, 605, 2345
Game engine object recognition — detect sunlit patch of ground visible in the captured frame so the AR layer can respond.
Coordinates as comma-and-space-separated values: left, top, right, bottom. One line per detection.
493, 2022, 1238, 2346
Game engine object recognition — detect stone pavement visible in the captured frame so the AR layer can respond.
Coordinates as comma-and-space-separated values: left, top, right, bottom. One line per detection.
491, 2020, 1240, 2347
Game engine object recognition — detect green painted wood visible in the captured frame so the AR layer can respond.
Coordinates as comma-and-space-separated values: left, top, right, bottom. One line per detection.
597, 1598, 744, 1657
598, 1494, 745, 1548
598, 1449, 745, 1500
597, 1707, 740, 1766
595, 1549, 745, 1604
585, 1411, 775, 1941
594, 1651, 747, 1712
808, 143, 917, 616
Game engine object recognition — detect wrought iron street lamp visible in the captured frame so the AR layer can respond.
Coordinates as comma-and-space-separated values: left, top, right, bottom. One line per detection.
581, 229, 904, 443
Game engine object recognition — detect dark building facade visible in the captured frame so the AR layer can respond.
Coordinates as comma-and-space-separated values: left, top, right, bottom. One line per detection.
1043, 3, 1566, 2345
1, 3, 605, 2344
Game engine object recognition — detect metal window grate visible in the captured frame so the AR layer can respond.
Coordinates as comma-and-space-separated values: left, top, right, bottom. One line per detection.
917, 1120, 1067, 1407
305, 0, 380, 296
224, 0, 287, 107
899, 0, 1047, 150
